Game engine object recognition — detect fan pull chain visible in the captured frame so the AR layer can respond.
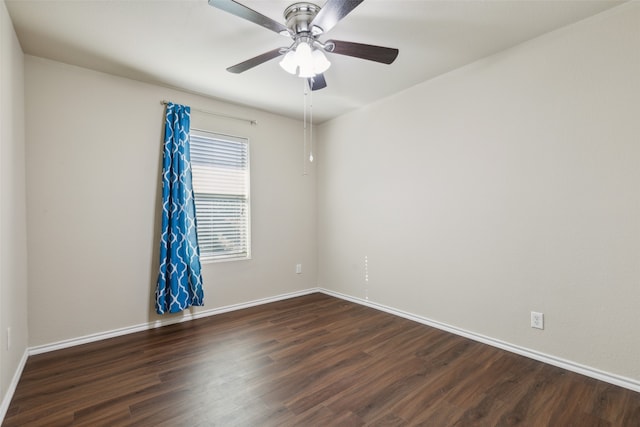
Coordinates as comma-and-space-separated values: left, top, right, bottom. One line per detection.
302, 78, 309, 176
309, 81, 314, 163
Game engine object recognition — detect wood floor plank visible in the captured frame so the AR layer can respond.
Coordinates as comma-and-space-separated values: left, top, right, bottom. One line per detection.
3, 293, 639, 426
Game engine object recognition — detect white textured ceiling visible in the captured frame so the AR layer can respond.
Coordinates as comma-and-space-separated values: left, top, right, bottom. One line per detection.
6, 0, 625, 123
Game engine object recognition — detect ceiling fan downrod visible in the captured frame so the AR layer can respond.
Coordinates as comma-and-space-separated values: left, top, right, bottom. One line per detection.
284, 2, 321, 35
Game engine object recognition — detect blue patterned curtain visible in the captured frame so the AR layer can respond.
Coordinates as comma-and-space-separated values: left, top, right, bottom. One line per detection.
156, 103, 204, 314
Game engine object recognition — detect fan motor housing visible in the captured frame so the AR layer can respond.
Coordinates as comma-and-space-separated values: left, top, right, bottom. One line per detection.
284, 2, 320, 34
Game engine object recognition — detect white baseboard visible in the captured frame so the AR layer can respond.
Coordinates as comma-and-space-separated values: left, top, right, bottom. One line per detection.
0, 349, 28, 423
318, 288, 640, 394
29, 288, 320, 356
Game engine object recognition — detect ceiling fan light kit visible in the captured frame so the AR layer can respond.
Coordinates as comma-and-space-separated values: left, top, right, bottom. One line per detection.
208, 0, 399, 91
279, 37, 332, 78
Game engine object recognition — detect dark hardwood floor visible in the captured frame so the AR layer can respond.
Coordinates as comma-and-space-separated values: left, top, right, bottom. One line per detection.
3, 293, 639, 426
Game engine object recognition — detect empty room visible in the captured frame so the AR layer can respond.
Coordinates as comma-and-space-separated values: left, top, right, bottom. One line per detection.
1, 0, 639, 425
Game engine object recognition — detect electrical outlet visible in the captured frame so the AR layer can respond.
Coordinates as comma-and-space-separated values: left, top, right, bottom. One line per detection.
295, 264, 302, 274
531, 312, 544, 330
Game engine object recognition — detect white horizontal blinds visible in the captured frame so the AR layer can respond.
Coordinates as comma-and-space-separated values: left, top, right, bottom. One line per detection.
190, 132, 250, 260
193, 194, 248, 259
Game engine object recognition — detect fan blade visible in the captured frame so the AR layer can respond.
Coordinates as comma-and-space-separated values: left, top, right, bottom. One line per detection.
208, 0, 292, 36
308, 74, 327, 91
227, 48, 284, 73
310, 0, 364, 35
326, 40, 399, 64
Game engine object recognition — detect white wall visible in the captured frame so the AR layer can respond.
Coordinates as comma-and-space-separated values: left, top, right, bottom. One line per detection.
317, 3, 640, 382
0, 0, 28, 408
25, 56, 316, 347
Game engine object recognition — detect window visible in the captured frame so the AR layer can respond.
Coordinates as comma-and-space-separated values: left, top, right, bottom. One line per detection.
190, 130, 250, 261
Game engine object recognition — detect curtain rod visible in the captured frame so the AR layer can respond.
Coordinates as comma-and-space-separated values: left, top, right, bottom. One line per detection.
160, 100, 257, 126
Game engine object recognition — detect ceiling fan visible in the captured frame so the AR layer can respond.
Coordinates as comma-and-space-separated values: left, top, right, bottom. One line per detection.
208, 0, 399, 91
